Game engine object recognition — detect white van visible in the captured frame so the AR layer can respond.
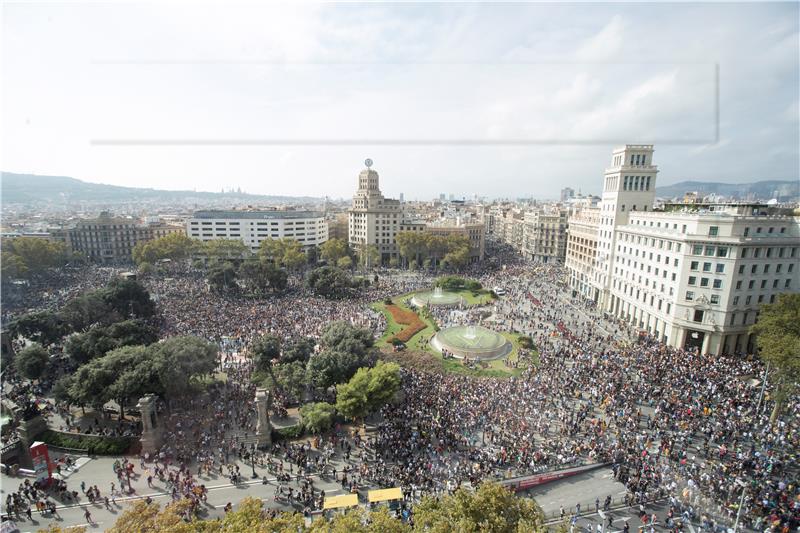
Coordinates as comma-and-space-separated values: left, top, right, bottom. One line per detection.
493, 286, 506, 296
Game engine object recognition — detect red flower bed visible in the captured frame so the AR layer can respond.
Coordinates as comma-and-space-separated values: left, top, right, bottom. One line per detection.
387, 304, 427, 343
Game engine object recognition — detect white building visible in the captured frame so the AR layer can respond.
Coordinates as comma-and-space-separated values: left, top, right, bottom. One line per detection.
566, 145, 800, 355
186, 210, 328, 252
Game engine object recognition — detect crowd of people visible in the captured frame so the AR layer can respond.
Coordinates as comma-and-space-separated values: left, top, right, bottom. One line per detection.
1, 253, 798, 531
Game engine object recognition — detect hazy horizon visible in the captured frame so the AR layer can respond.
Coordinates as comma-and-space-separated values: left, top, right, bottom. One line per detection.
3, 3, 798, 200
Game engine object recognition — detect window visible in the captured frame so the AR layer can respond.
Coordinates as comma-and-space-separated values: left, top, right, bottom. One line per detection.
688, 276, 697, 285
713, 279, 722, 289
690, 261, 699, 271
751, 265, 757, 274
786, 279, 792, 288
693, 245, 703, 255
710, 295, 720, 305
700, 278, 710, 287
705, 246, 715, 256
715, 264, 724, 273
777, 264, 783, 273
709, 226, 719, 236
694, 310, 704, 323
717, 247, 728, 257
741, 249, 748, 258
733, 296, 739, 305
746, 296, 752, 305
686, 291, 694, 301
703, 262, 712, 272
760, 280, 767, 289
764, 264, 770, 274
748, 280, 755, 289
736, 280, 742, 290
738, 265, 745, 274
744, 227, 750, 237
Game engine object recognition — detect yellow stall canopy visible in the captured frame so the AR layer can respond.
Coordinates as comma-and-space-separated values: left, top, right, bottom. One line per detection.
323, 494, 359, 510
368, 487, 403, 503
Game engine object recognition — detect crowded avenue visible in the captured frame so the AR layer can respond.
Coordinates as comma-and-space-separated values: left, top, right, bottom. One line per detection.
1, 253, 798, 532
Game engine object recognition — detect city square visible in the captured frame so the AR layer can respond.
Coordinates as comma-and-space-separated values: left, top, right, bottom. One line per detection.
2, 2, 799, 532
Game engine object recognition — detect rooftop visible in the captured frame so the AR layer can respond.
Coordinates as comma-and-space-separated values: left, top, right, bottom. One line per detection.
192, 210, 324, 220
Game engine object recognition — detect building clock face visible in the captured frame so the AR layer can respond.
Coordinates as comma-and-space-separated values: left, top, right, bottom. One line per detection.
365, 158, 373, 168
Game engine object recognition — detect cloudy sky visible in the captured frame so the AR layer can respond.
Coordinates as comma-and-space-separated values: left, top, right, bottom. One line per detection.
2, 2, 797, 200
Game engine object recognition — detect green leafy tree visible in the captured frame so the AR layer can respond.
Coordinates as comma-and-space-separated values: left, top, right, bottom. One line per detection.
320, 238, 349, 264
306, 350, 371, 389
240, 259, 287, 294
259, 238, 306, 270
751, 293, 800, 423
207, 261, 238, 292
65, 319, 158, 365
337, 256, 354, 270
203, 239, 249, 263
335, 362, 400, 422
101, 278, 157, 318
132, 233, 198, 265
2, 237, 68, 277
320, 321, 375, 356
59, 291, 119, 332
306, 266, 355, 299
9, 310, 65, 346
250, 334, 282, 390
14, 343, 50, 380
1, 251, 28, 283
152, 336, 218, 401
281, 337, 315, 364
299, 401, 335, 434
413, 482, 545, 533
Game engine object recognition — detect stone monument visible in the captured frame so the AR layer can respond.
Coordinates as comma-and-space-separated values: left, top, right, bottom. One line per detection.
137, 394, 162, 456
254, 388, 272, 448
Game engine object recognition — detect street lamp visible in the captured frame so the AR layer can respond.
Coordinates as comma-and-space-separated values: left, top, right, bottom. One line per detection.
251, 444, 258, 479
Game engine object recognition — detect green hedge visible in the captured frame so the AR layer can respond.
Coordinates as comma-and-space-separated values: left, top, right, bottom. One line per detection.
40, 430, 133, 455
271, 424, 304, 442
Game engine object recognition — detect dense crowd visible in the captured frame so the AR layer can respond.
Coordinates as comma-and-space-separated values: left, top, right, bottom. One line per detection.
2, 254, 798, 531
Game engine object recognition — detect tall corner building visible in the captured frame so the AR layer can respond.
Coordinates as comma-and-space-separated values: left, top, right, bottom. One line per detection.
566, 144, 800, 355
348, 162, 404, 264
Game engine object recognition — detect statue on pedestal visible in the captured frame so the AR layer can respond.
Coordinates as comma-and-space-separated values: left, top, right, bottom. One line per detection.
137, 394, 162, 456
254, 388, 272, 448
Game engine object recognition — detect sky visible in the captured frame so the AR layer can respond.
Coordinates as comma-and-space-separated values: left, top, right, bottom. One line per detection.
2, 2, 798, 200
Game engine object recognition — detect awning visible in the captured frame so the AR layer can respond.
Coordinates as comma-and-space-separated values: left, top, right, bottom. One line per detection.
323, 494, 359, 509
368, 487, 403, 503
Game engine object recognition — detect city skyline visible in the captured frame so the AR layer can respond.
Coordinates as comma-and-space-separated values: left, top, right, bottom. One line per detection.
2, 3, 798, 200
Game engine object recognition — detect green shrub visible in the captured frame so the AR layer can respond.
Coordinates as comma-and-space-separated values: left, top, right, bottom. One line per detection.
271, 424, 304, 442
40, 430, 133, 455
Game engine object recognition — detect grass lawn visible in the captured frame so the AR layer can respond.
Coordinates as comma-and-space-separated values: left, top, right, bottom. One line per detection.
373, 293, 535, 379
454, 289, 495, 306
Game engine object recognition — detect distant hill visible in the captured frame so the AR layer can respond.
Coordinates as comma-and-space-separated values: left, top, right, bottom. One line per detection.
657, 180, 799, 201
0, 172, 321, 205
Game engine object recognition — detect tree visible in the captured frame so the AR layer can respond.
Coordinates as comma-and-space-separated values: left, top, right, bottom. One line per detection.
14, 343, 49, 380
281, 337, 315, 364
203, 239, 249, 263
259, 238, 306, 270
359, 244, 381, 269
1, 250, 28, 283
65, 319, 158, 365
59, 291, 120, 332
241, 259, 288, 294
413, 482, 545, 533
320, 321, 375, 356
9, 310, 65, 346
335, 362, 400, 422
101, 278, 157, 319
337, 256, 354, 270
306, 266, 355, 299
152, 336, 218, 401
2, 237, 68, 277
207, 262, 238, 292
132, 233, 198, 265
751, 293, 800, 423
306, 350, 370, 390
250, 334, 282, 390
299, 401, 335, 434
320, 238, 349, 265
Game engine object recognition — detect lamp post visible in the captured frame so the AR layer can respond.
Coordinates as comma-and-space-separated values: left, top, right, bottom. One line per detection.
251, 444, 258, 479
732, 479, 747, 532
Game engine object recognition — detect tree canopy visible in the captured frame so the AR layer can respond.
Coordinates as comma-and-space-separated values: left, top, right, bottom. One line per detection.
413, 482, 545, 533
65, 319, 158, 365
396, 232, 472, 269
14, 343, 50, 380
299, 401, 336, 434
132, 233, 198, 265
335, 361, 400, 421
306, 266, 356, 299
1, 237, 69, 283
320, 238, 350, 265
259, 238, 306, 270
207, 262, 238, 292
240, 259, 288, 294
751, 293, 800, 421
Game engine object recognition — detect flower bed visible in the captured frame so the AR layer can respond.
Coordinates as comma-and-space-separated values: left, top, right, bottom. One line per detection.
387, 304, 427, 343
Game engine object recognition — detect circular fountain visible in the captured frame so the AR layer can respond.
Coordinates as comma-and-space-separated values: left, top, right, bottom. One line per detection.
411, 286, 463, 307
431, 325, 511, 360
